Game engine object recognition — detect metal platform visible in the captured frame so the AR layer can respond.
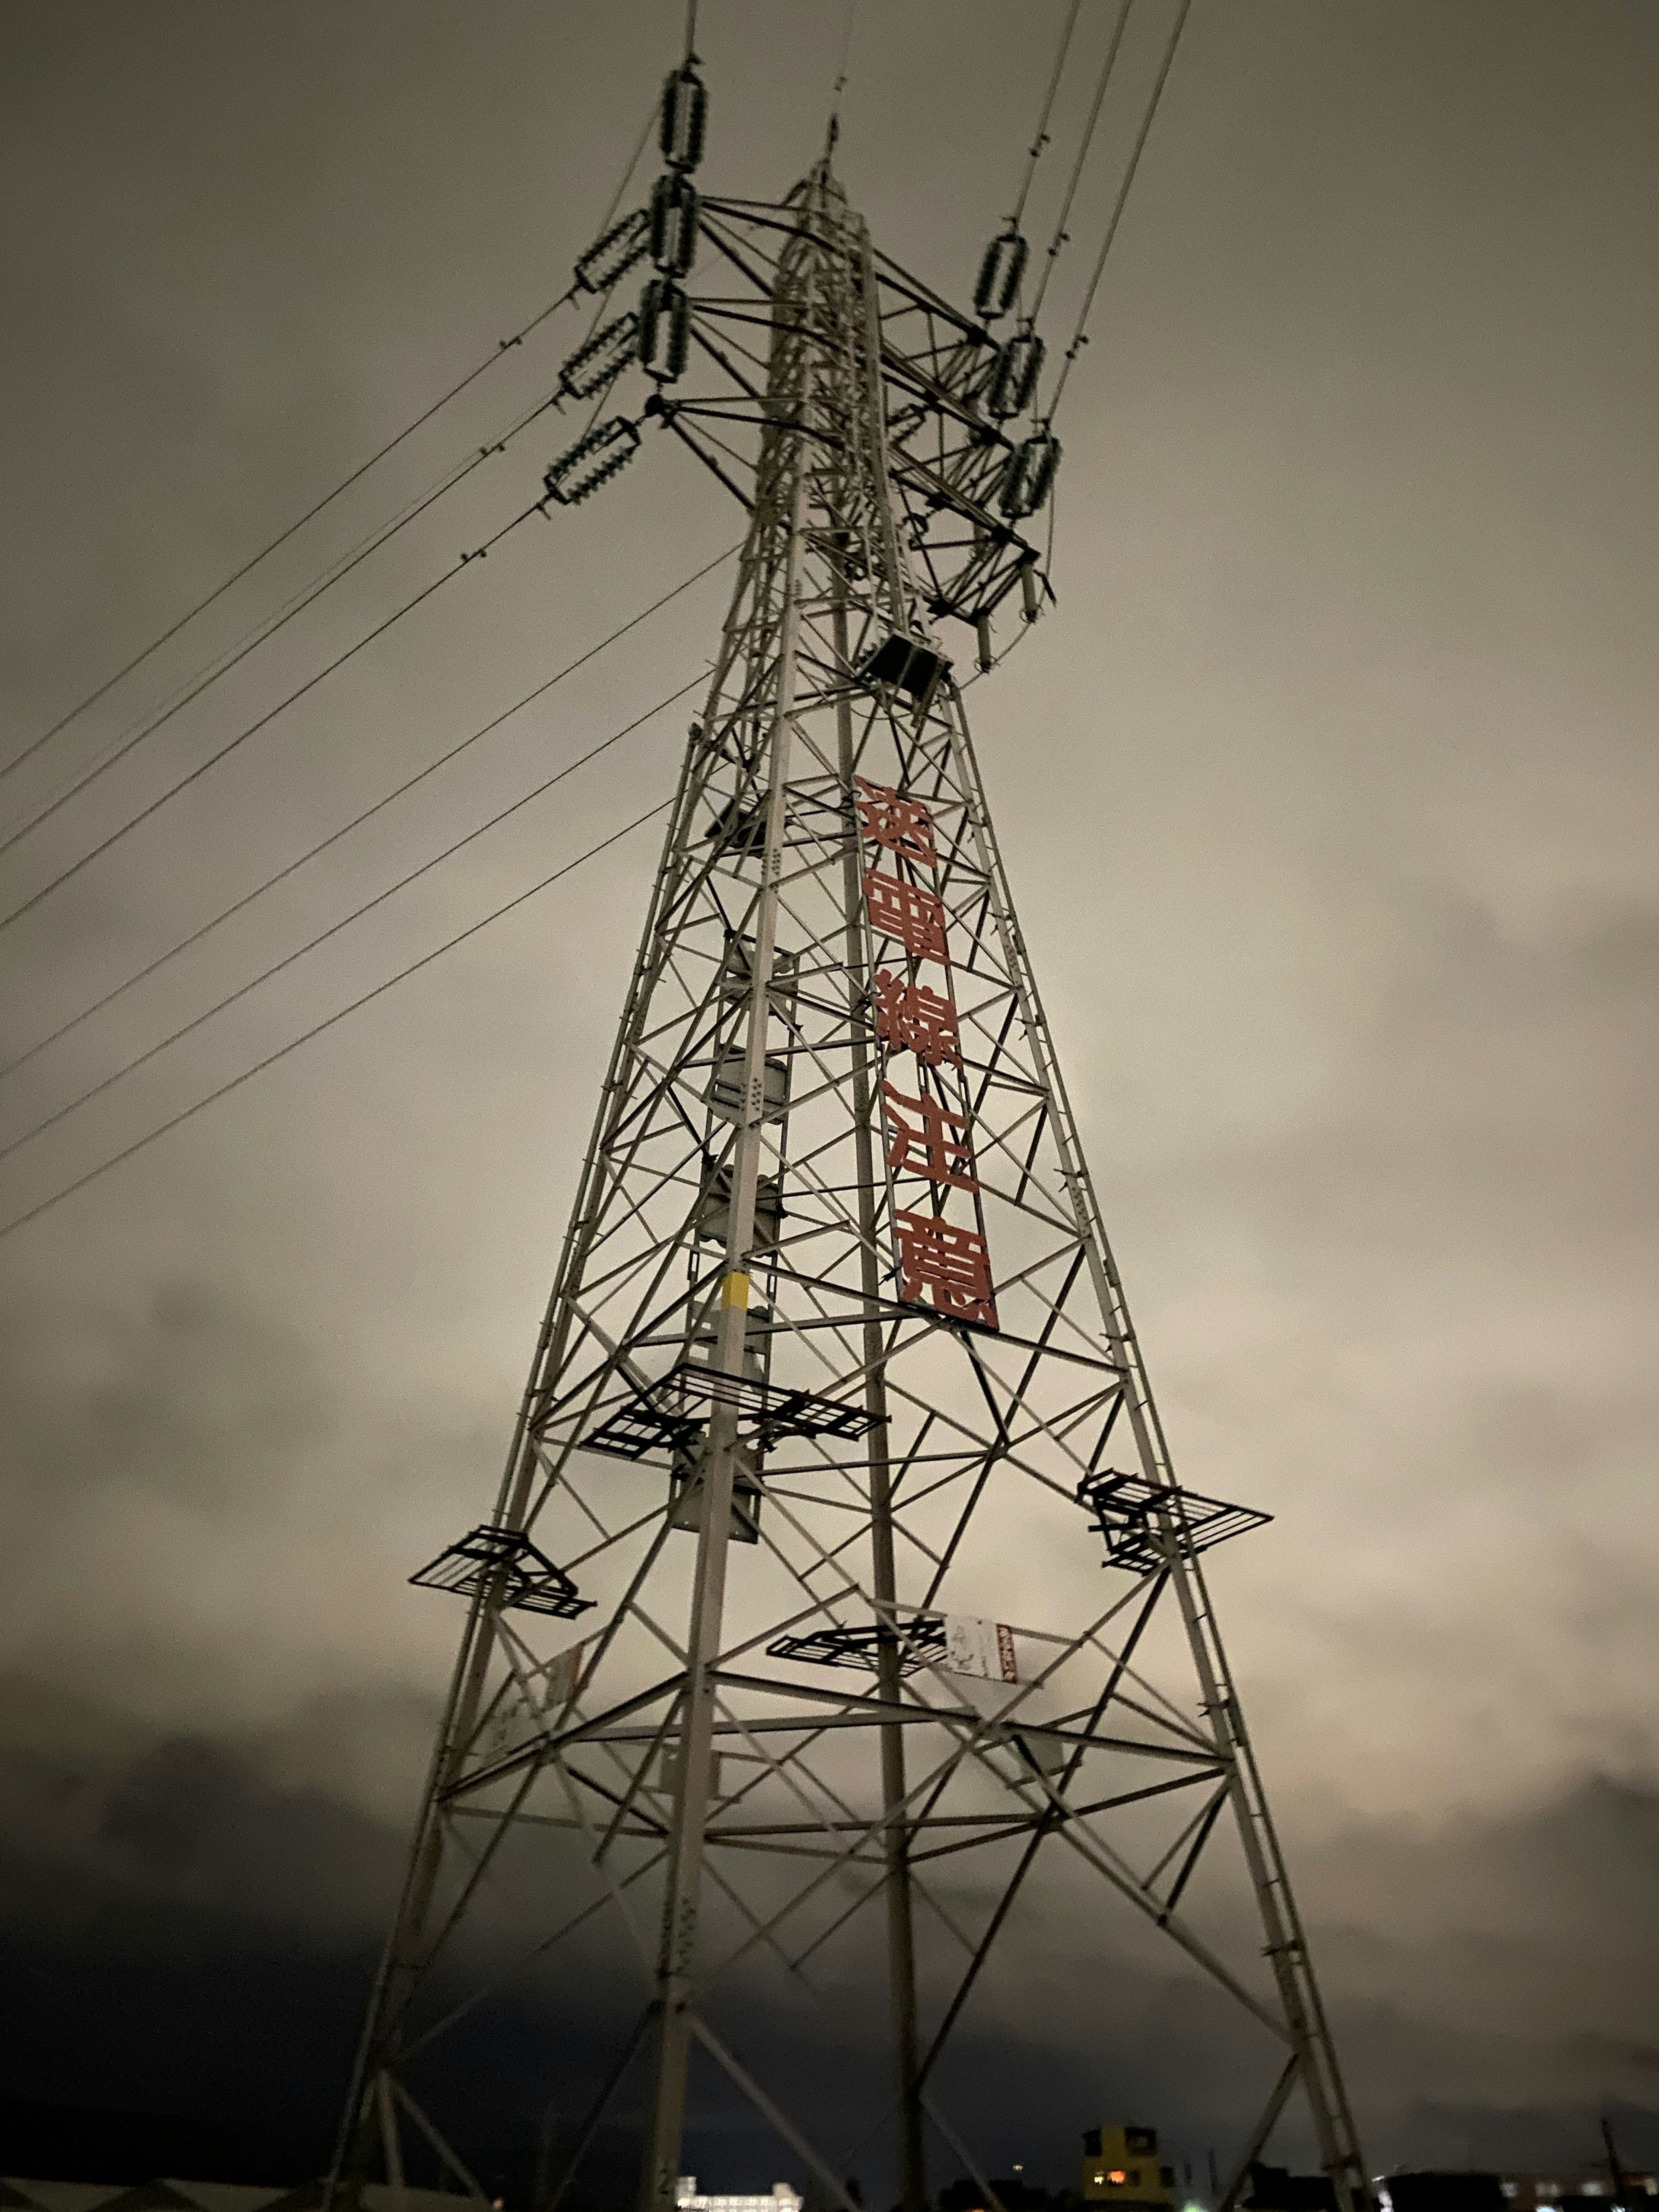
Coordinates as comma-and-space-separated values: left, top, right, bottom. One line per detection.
409, 1525, 593, 1619
582, 1360, 877, 1462
1075, 1468, 1271, 1573
768, 1615, 946, 1675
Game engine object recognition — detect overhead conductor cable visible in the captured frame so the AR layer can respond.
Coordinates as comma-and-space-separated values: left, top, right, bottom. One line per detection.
0, 495, 552, 938
0, 798, 673, 1247
973, 0, 1085, 324
0, 674, 706, 1170
1, 91, 659, 788
0, 430, 535, 860
1047, 0, 1195, 419
2, 184, 665, 865
1027, 0, 1135, 324
1010, 0, 1085, 229
0, 546, 738, 1084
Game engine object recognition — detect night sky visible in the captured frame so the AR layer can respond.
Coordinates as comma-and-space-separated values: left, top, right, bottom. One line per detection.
2, 0, 1657, 2197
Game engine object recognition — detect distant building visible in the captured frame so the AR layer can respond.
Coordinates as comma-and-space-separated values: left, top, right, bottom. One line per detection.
675, 2180, 803, 2212
1376, 2175, 1659, 2212
1500, 2177, 1657, 2212
1381, 2174, 1506, 2212
1081, 2126, 1177, 2211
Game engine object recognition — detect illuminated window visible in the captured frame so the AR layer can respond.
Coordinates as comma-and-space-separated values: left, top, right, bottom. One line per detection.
1109, 2174, 1127, 2186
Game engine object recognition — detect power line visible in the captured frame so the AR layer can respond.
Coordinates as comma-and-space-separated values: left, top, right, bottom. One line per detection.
1027, 0, 1134, 324
1008, 0, 1084, 227
5, 216, 661, 863
0, 546, 737, 1086
0, 495, 552, 939
0, 374, 569, 864
0, 408, 567, 845
0, 312, 565, 797
0, 797, 673, 1248
0, 672, 703, 1169
1, 93, 660, 790
1047, 0, 1195, 419
2, 445, 474, 845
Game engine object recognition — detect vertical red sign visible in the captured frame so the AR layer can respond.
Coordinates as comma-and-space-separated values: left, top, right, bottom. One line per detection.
857, 777, 998, 1330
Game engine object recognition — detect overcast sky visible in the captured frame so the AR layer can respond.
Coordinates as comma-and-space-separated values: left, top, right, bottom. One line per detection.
1, 0, 1657, 2190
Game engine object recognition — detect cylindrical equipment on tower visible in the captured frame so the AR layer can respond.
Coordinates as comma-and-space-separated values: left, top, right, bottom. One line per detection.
1000, 426, 1061, 518
639, 277, 691, 383
650, 172, 700, 277
975, 227, 1028, 322
988, 326, 1045, 420
660, 63, 708, 172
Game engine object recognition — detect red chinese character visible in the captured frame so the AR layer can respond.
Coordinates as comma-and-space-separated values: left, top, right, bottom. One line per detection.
893, 1208, 998, 1329
855, 777, 938, 868
881, 1081, 979, 1192
864, 870, 950, 964
874, 969, 961, 1068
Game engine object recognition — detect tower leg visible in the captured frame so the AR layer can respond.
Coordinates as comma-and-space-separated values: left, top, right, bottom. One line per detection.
637, 454, 811, 2212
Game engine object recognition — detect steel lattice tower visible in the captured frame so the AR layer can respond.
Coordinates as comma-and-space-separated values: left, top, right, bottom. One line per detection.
331, 104, 1367, 2212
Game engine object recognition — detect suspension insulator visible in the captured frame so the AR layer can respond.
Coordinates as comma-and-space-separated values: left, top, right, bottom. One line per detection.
557, 311, 639, 403
999, 429, 1061, 521
975, 228, 1028, 322
543, 416, 642, 507
659, 64, 709, 172
987, 327, 1045, 420
574, 207, 650, 295
650, 172, 700, 277
639, 277, 691, 383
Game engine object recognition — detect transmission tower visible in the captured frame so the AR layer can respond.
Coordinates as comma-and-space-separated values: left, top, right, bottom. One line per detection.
330, 52, 1367, 2212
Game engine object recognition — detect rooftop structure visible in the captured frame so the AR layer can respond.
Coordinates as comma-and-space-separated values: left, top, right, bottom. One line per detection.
1502, 2180, 1659, 2211
675, 2183, 804, 2212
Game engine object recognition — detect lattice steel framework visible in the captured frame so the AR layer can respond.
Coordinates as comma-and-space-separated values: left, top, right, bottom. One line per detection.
330, 153, 1367, 2212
